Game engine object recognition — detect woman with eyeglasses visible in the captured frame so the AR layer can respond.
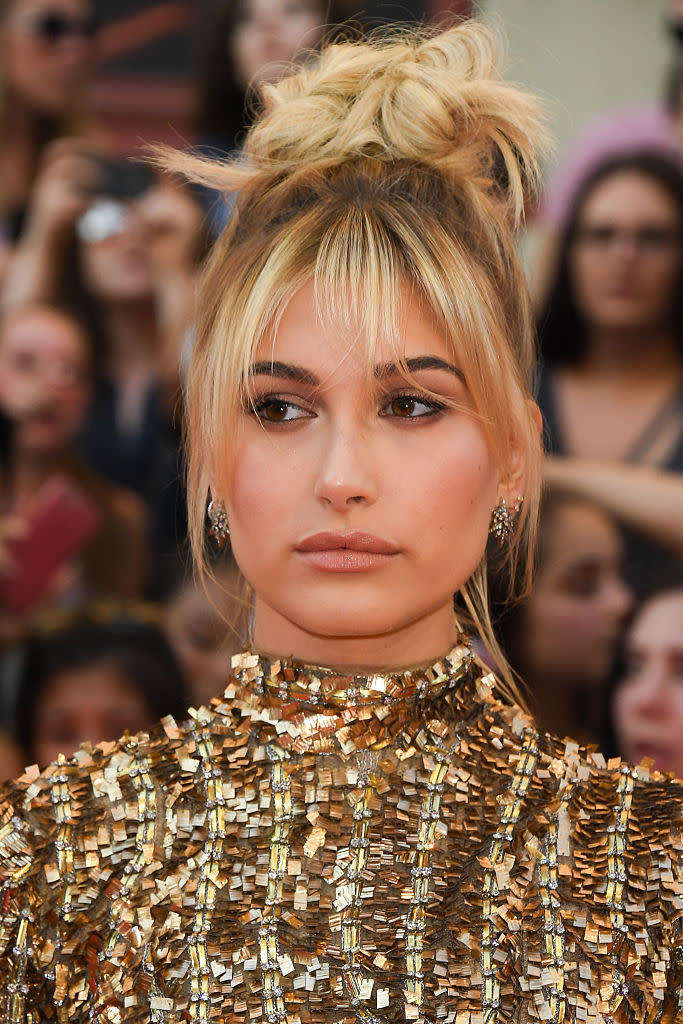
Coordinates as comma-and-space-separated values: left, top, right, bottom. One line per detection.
537, 152, 683, 595
0, 0, 97, 261
0, 21, 680, 1022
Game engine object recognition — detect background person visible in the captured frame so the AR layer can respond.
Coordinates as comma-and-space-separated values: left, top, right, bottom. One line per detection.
536, 151, 683, 594
611, 584, 683, 778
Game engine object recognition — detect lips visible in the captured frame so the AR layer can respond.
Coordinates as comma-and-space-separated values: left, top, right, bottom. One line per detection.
296, 531, 399, 555
295, 531, 400, 573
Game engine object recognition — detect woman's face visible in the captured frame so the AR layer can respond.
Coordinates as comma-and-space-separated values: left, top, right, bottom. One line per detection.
569, 170, 682, 335
79, 199, 156, 306
164, 566, 244, 708
0, 309, 91, 454
1, 0, 94, 117
33, 662, 156, 766
613, 590, 683, 778
230, 0, 326, 90
519, 501, 632, 687
219, 280, 511, 669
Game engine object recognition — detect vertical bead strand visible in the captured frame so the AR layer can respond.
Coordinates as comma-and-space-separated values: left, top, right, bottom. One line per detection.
404, 752, 450, 1014
102, 744, 157, 963
605, 765, 635, 1016
189, 720, 227, 1023
481, 729, 539, 1024
339, 751, 378, 1023
259, 745, 294, 1024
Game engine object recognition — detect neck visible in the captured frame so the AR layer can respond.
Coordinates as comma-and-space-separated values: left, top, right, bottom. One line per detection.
11, 451, 62, 507
251, 599, 459, 672
103, 302, 159, 376
579, 325, 679, 379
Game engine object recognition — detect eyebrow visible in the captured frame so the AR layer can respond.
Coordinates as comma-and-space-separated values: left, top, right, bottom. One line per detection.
249, 356, 465, 386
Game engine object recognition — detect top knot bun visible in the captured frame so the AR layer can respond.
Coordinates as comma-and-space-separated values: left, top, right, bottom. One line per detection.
165, 22, 548, 228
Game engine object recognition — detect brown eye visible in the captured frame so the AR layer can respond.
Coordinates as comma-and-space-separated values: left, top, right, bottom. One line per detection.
391, 396, 418, 417
380, 394, 444, 419
251, 397, 311, 423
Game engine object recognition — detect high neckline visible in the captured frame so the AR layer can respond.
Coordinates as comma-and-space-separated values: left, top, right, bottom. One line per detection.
230, 637, 475, 709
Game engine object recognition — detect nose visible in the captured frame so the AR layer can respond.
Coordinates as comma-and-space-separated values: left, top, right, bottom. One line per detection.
607, 576, 633, 622
313, 425, 377, 512
628, 664, 670, 719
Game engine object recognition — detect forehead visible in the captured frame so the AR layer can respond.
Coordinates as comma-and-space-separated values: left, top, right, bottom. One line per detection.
6, 0, 89, 19
580, 170, 680, 225
542, 502, 621, 569
1, 313, 84, 355
254, 279, 453, 382
631, 592, 683, 647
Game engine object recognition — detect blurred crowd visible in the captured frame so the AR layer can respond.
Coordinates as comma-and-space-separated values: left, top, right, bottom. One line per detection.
0, 0, 682, 782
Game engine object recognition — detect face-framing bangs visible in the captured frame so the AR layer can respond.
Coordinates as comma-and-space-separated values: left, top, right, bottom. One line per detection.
185, 159, 542, 694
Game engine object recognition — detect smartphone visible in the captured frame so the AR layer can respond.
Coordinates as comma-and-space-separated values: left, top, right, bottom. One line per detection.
93, 156, 154, 201
0, 477, 101, 614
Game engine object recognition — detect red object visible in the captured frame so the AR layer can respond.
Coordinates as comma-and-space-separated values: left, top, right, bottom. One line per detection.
0, 477, 101, 615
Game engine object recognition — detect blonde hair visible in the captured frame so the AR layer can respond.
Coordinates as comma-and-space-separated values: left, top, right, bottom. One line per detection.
164, 20, 548, 700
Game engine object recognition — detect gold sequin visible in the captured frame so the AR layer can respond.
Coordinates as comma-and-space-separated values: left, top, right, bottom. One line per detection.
0, 640, 680, 1023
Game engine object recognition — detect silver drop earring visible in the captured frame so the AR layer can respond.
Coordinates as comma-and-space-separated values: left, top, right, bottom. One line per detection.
207, 498, 230, 548
489, 496, 523, 547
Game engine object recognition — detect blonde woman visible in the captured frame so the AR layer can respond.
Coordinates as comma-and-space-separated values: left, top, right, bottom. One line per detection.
0, 22, 681, 1022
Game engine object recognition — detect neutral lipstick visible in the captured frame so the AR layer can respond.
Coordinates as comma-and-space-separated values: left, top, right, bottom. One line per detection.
296, 531, 399, 572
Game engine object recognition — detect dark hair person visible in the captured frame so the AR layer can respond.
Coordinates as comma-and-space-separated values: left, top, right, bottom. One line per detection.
0, 23, 680, 1021
495, 488, 632, 745
536, 151, 683, 595
15, 613, 190, 767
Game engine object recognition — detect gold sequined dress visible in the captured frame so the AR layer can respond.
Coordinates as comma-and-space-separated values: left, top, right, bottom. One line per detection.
0, 641, 681, 1024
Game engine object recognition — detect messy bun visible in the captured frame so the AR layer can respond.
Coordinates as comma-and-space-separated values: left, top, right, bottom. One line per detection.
171, 22, 545, 223
164, 21, 549, 701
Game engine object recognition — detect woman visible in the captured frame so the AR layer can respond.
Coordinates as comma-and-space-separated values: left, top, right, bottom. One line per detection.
0, 0, 97, 265
0, 305, 148, 607
0, 23, 681, 1021
1, 171, 205, 580
495, 489, 632, 744
536, 152, 683, 594
193, 0, 352, 233
15, 612, 189, 768
612, 585, 683, 778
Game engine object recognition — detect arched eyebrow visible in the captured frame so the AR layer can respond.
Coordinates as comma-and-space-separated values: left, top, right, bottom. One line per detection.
374, 356, 465, 382
249, 356, 465, 386
250, 361, 319, 385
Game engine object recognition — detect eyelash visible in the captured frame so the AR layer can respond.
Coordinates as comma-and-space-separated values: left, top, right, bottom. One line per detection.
248, 390, 447, 424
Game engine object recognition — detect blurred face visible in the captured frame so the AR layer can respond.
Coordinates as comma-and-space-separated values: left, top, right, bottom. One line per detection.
219, 280, 510, 669
231, 0, 326, 90
1, 0, 94, 116
164, 567, 244, 708
613, 590, 683, 778
33, 662, 156, 766
79, 199, 155, 305
569, 171, 682, 335
0, 309, 90, 454
520, 502, 632, 687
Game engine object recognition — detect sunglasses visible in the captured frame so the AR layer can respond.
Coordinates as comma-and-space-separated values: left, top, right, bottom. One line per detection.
24, 11, 97, 42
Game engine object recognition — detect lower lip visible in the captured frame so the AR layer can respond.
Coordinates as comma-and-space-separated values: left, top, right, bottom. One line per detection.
297, 549, 398, 572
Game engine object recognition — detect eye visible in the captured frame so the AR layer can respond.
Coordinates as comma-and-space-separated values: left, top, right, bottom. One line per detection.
251, 396, 312, 423
380, 393, 445, 419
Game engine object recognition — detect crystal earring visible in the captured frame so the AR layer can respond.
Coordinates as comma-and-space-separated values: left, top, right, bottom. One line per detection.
489, 496, 523, 547
207, 498, 229, 548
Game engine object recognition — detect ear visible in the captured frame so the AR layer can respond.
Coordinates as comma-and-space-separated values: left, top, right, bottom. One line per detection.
498, 401, 540, 502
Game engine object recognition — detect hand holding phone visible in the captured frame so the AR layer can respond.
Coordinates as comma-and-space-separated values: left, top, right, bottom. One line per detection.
0, 476, 100, 614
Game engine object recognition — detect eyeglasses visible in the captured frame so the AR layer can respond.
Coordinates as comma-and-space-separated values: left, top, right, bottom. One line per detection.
575, 223, 681, 254
21, 10, 97, 43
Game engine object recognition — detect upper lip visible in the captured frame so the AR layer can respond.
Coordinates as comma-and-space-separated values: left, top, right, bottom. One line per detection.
296, 531, 399, 554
